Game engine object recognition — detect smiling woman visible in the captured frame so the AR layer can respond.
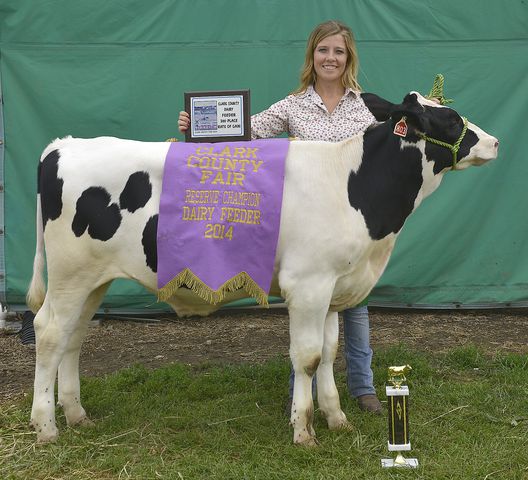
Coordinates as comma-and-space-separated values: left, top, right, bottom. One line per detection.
247, 20, 375, 142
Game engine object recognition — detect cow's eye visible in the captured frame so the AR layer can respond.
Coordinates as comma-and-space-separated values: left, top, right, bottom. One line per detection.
450, 117, 461, 128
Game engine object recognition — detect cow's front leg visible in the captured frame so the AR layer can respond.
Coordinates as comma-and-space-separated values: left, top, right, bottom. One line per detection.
288, 289, 332, 446
290, 342, 320, 445
317, 311, 350, 430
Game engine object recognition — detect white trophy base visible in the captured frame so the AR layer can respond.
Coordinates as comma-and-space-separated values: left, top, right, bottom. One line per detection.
381, 453, 419, 468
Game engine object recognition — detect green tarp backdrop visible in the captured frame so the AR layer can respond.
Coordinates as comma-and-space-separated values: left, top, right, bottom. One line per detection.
0, 0, 527, 310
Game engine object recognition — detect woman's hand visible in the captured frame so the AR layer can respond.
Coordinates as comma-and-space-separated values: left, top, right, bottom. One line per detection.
178, 111, 190, 133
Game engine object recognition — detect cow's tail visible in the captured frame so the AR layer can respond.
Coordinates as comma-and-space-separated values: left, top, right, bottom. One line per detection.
26, 193, 46, 313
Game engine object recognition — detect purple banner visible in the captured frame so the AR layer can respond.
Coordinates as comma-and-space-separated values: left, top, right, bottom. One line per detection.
157, 138, 289, 305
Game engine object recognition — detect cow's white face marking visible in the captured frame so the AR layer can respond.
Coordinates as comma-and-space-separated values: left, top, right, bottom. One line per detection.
456, 121, 499, 169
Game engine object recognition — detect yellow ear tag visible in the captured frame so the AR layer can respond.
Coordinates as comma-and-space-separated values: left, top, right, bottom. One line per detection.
393, 116, 408, 137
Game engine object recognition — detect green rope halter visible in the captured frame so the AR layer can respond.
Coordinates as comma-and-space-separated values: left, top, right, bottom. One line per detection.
418, 117, 468, 170
426, 74, 453, 105
420, 73, 467, 169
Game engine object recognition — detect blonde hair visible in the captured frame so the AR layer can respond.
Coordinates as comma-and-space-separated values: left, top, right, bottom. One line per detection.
293, 20, 361, 94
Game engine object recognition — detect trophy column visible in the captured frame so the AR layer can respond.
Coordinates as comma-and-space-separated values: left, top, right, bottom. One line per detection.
381, 365, 419, 468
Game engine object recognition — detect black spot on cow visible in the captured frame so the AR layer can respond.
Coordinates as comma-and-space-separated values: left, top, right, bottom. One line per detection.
348, 123, 423, 240
72, 187, 122, 241
119, 171, 152, 213
457, 129, 479, 160
39, 150, 64, 229
142, 215, 158, 273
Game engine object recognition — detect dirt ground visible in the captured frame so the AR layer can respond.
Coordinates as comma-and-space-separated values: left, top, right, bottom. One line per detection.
1, 308, 527, 403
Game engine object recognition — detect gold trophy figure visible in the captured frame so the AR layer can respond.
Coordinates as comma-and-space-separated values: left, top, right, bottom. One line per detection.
381, 365, 419, 468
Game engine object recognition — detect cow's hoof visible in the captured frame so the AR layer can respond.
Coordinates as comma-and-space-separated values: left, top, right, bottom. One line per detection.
31, 417, 59, 444
326, 411, 353, 431
70, 416, 95, 428
34, 426, 59, 444
329, 419, 355, 432
295, 436, 320, 447
293, 430, 320, 447
64, 406, 92, 428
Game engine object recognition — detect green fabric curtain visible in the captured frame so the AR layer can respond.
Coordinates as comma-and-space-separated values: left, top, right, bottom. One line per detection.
0, 0, 526, 310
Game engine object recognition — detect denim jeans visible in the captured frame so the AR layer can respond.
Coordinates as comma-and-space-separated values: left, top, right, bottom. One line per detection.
288, 305, 375, 399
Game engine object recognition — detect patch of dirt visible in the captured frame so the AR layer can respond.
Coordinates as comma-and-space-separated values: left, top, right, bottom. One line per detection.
1, 308, 527, 403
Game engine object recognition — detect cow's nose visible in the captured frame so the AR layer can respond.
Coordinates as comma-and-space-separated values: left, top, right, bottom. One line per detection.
494, 139, 499, 149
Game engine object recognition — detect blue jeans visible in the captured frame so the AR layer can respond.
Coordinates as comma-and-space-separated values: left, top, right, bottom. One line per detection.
289, 305, 375, 399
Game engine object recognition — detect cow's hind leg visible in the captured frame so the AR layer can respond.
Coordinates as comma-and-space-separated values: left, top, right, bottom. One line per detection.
31, 288, 91, 443
30, 299, 59, 443
287, 282, 333, 446
58, 283, 110, 429
317, 311, 350, 430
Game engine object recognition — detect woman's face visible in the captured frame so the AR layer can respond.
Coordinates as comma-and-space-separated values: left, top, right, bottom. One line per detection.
313, 34, 348, 84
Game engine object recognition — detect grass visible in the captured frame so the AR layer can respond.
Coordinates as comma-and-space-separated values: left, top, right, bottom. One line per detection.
1, 344, 527, 479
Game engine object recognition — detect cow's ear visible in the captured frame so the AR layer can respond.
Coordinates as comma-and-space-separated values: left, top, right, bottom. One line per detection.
390, 93, 429, 132
361, 93, 394, 121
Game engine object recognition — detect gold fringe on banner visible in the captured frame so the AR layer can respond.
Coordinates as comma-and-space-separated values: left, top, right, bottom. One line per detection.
157, 268, 270, 307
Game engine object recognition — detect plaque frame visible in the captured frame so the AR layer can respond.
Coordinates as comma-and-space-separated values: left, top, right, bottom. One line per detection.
184, 89, 251, 143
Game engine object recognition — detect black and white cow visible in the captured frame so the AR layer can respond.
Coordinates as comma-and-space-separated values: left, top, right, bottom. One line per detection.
27, 92, 499, 445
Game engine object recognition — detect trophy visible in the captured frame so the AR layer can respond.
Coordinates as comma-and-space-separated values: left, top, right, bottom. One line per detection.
381, 365, 419, 468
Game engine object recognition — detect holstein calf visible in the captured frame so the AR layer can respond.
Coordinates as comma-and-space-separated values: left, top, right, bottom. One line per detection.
27, 92, 498, 445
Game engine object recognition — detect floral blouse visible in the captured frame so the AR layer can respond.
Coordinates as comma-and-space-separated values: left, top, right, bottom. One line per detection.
251, 85, 376, 142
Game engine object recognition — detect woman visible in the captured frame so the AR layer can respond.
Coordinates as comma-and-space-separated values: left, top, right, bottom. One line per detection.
179, 20, 382, 414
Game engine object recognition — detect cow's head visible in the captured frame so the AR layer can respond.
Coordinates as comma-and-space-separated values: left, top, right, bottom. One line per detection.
390, 92, 499, 173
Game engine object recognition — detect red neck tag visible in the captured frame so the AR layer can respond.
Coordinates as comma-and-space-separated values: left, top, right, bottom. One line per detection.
393, 117, 408, 137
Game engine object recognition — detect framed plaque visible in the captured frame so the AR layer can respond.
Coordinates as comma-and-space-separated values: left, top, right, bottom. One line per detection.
184, 89, 251, 143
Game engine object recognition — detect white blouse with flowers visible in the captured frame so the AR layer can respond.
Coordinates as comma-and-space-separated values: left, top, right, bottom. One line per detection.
251, 85, 377, 142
